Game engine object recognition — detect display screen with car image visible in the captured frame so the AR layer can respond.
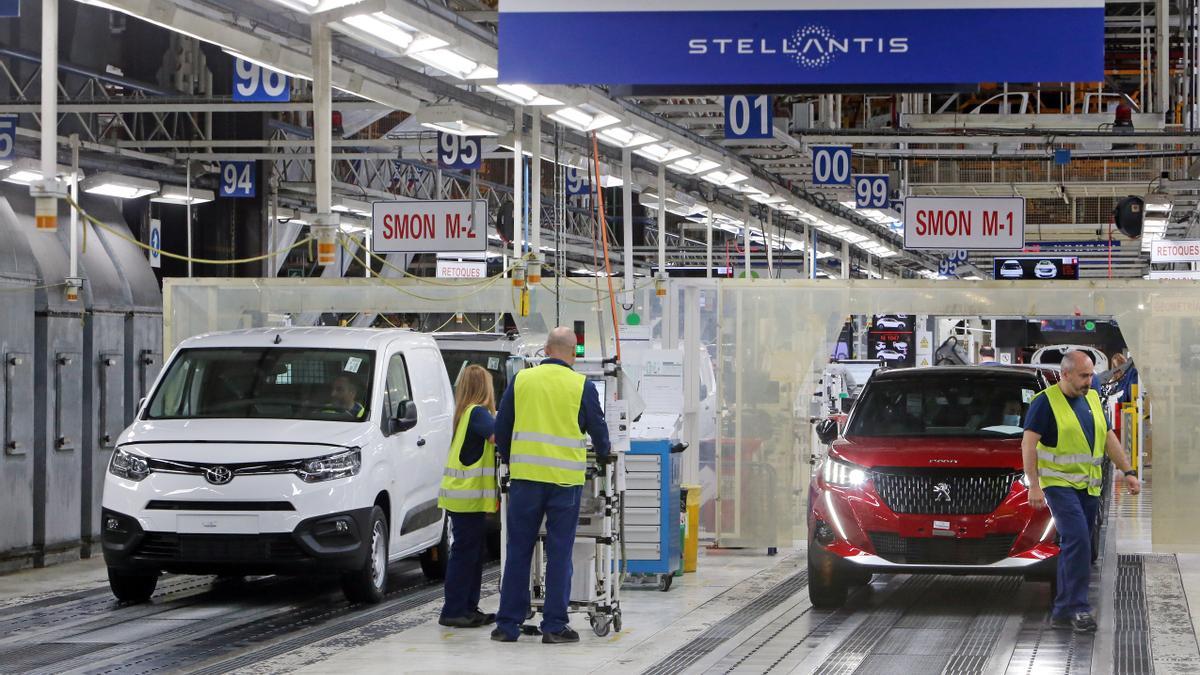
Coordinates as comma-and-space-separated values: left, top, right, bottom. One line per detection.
867, 315, 915, 368
993, 256, 1079, 280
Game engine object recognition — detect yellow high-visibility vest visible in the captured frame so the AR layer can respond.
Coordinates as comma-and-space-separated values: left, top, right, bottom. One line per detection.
437, 404, 498, 513
509, 364, 587, 487
1035, 384, 1106, 496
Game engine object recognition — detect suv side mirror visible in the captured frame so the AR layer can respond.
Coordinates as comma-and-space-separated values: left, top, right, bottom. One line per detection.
840, 398, 854, 414
390, 400, 419, 434
815, 418, 839, 444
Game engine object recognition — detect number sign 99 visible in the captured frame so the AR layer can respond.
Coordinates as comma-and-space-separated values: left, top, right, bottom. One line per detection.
853, 175, 890, 209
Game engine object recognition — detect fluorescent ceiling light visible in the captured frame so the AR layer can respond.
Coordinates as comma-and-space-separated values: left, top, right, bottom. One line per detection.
669, 155, 719, 175
410, 47, 496, 80
77, 1, 235, 49
341, 13, 418, 52
634, 141, 692, 164
701, 169, 748, 188
815, 220, 848, 234
339, 222, 369, 233
415, 103, 507, 137
597, 126, 659, 149
834, 231, 870, 244
82, 172, 160, 199
151, 185, 215, 205
1144, 198, 1173, 213
1, 158, 82, 186
749, 193, 786, 206
481, 84, 562, 107
547, 105, 621, 132
333, 198, 372, 217
221, 48, 308, 81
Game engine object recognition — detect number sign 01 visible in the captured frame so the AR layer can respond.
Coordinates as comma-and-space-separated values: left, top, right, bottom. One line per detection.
724, 95, 773, 140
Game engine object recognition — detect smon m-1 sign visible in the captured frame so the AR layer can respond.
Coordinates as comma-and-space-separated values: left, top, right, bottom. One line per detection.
372, 200, 488, 254
903, 196, 1025, 251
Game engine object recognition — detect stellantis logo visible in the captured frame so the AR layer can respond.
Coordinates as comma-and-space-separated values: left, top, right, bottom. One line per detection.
687, 25, 909, 70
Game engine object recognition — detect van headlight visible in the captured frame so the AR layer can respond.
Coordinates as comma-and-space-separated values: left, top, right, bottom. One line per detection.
821, 456, 868, 487
109, 448, 151, 482
1017, 472, 1031, 488
297, 448, 361, 483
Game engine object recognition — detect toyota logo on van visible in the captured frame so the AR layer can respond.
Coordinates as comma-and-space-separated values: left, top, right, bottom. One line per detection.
204, 466, 233, 485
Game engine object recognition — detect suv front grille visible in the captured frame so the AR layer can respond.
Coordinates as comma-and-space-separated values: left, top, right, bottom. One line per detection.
872, 468, 1019, 515
867, 531, 1017, 565
136, 533, 306, 561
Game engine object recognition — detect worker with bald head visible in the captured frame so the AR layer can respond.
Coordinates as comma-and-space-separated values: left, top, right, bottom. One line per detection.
1022, 350, 1140, 633
491, 326, 611, 644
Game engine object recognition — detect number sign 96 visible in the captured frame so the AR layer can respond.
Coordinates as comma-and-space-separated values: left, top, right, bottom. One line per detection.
233, 59, 290, 103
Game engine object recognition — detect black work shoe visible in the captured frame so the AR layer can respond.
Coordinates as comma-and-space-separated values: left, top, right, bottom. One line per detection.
470, 609, 496, 626
542, 626, 580, 644
439, 615, 481, 628
490, 628, 518, 642
1070, 612, 1098, 632
1049, 614, 1073, 629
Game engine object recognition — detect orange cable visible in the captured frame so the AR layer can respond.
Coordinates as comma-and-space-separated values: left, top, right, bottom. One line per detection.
589, 132, 622, 363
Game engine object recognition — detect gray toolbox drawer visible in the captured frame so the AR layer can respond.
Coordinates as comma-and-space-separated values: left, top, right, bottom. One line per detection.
625, 525, 662, 544
624, 507, 661, 527
625, 541, 661, 560
625, 455, 662, 472
624, 490, 660, 509
625, 471, 662, 490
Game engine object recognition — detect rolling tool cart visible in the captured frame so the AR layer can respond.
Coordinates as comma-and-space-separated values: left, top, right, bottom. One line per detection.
623, 438, 686, 591
499, 358, 628, 637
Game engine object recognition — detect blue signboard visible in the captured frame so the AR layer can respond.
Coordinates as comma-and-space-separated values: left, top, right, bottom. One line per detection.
233, 58, 290, 102
437, 133, 483, 171
219, 161, 256, 198
565, 167, 589, 196
724, 95, 773, 140
0, 114, 16, 162
811, 146, 851, 186
853, 174, 889, 209
498, 1, 1104, 85
0, 1, 18, 18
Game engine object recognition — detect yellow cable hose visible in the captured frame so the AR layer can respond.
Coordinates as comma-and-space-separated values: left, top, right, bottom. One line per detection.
0, 281, 67, 293
337, 237, 514, 304
65, 194, 315, 266
362, 242, 512, 286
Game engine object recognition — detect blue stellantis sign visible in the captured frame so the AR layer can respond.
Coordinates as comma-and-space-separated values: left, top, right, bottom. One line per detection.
0, 1, 18, 18
498, 1, 1104, 86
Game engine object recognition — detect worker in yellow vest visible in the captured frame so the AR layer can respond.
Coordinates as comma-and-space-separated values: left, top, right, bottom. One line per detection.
491, 327, 611, 644
437, 365, 498, 628
1022, 350, 1140, 633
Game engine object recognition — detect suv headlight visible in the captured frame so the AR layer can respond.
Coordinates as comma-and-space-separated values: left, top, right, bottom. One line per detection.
109, 448, 151, 482
297, 448, 361, 483
821, 456, 868, 487
1017, 472, 1031, 488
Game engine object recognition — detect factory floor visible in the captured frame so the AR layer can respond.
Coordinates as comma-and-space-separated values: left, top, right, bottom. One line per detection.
0, 483, 1197, 674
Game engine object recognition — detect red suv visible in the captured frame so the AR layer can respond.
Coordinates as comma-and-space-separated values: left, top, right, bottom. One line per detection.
808, 366, 1059, 607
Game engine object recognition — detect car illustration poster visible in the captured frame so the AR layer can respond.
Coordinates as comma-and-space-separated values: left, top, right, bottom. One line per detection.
869, 314, 916, 367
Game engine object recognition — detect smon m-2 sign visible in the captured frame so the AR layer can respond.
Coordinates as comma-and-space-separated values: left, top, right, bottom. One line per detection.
372, 200, 489, 254
903, 196, 1025, 251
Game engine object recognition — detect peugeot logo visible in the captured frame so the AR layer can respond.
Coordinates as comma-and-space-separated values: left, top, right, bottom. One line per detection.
932, 482, 952, 502
204, 466, 233, 485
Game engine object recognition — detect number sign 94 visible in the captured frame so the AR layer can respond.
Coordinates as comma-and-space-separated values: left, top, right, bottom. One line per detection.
219, 161, 256, 198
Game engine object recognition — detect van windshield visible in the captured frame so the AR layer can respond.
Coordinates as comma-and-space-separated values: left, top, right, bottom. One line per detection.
146, 348, 374, 422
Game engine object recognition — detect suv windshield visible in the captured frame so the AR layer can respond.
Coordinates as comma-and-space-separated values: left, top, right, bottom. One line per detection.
439, 349, 508, 404
146, 348, 374, 422
846, 373, 1039, 438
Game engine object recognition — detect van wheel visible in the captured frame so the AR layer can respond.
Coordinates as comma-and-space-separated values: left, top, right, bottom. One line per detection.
420, 516, 450, 581
342, 506, 388, 604
108, 568, 158, 604
807, 543, 848, 609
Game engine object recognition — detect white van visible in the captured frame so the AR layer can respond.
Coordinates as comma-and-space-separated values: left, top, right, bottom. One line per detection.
101, 328, 454, 605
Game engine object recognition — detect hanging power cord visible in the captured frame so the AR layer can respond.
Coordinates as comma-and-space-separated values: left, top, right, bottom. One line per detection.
337, 236, 514, 304
66, 195, 315, 266
588, 133, 623, 363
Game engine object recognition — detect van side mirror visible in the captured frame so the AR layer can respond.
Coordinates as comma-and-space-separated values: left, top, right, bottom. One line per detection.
390, 400, 418, 434
840, 398, 853, 414
815, 418, 839, 444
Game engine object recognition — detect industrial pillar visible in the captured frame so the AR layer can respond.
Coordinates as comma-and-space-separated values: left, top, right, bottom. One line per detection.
311, 18, 338, 267
842, 241, 850, 279
1159, 0, 1171, 115
622, 147, 633, 294
512, 105, 523, 262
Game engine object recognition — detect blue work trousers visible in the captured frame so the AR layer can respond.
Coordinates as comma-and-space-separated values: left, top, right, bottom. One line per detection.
495, 479, 583, 637
1043, 486, 1100, 618
441, 511, 487, 620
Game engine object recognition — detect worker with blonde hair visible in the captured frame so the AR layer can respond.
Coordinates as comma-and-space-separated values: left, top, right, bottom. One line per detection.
438, 364, 498, 628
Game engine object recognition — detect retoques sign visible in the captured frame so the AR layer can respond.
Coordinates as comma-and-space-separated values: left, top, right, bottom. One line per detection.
1150, 239, 1200, 264
372, 200, 488, 254
498, 1, 1103, 85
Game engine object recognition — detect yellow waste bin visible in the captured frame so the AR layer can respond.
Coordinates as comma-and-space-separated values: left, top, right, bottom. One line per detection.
682, 484, 702, 573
